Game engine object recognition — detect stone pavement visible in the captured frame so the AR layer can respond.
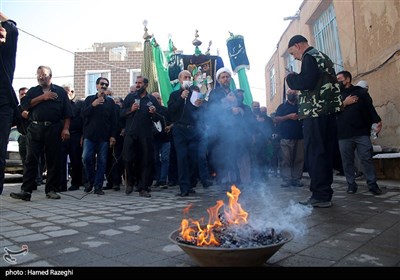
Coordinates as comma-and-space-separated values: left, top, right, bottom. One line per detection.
0, 174, 399, 270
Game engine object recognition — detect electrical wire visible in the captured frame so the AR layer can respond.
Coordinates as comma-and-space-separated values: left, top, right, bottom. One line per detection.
15, 26, 132, 80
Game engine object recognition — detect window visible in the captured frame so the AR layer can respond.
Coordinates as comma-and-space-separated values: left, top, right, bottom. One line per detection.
109, 46, 127, 61
285, 53, 298, 73
85, 70, 110, 96
129, 69, 141, 87
269, 66, 276, 100
313, 4, 344, 73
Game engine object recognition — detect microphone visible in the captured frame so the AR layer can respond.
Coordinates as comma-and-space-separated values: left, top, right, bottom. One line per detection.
183, 85, 189, 104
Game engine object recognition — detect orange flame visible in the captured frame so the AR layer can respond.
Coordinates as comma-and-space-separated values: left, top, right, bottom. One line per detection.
179, 185, 248, 246
224, 185, 248, 225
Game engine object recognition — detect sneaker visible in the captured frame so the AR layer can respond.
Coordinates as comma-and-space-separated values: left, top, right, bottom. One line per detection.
68, 185, 80, 191
139, 190, 151, 198
369, 186, 382, 195
10, 191, 31, 201
299, 197, 332, 208
94, 189, 105, 195
46, 191, 61, 199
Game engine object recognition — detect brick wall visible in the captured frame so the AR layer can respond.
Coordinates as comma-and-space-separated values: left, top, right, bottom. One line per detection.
74, 50, 143, 100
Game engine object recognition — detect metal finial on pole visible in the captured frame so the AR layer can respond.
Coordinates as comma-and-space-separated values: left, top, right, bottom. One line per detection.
143, 19, 152, 41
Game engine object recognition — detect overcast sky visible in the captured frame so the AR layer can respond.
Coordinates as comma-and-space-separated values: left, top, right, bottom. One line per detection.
1, 0, 302, 106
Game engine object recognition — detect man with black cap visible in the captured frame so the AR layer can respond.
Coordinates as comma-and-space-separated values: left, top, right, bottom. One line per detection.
286, 35, 342, 208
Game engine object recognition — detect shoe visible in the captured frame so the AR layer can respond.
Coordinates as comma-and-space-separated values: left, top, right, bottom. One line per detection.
139, 190, 151, 198
176, 192, 189, 197
84, 185, 93, 193
68, 185, 79, 191
299, 197, 332, 208
369, 186, 382, 195
347, 188, 357, 194
125, 186, 133, 195
103, 185, 113, 190
281, 181, 291, 188
167, 182, 177, 187
153, 181, 166, 187
46, 191, 61, 199
291, 180, 304, 187
10, 191, 31, 201
94, 189, 105, 195
160, 184, 168, 189
189, 189, 196, 194
112, 185, 120, 191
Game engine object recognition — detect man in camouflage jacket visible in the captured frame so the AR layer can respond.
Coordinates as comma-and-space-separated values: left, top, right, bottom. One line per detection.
286, 35, 342, 208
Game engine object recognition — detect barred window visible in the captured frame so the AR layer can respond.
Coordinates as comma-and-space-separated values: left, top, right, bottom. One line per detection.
313, 3, 344, 73
269, 66, 276, 100
285, 53, 298, 74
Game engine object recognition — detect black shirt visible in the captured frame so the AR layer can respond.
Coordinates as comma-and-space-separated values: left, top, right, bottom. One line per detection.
121, 92, 161, 138
286, 47, 319, 91
168, 87, 200, 125
153, 105, 172, 143
22, 84, 72, 123
276, 101, 303, 140
69, 100, 84, 134
82, 95, 117, 142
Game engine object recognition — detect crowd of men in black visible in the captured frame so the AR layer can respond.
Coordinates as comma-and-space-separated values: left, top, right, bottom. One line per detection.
9, 66, 282, 201
1, 18, 382, 208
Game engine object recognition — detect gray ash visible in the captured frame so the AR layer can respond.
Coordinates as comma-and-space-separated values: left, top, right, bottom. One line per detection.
176, 224, 287, 248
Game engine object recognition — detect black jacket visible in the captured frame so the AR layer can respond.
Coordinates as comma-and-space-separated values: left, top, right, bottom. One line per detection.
336, 85, 381, 139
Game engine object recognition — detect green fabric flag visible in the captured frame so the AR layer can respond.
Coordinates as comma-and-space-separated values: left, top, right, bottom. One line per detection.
237, 68, 253, 106
151, 38, 173, 106
230, 78, 237, 91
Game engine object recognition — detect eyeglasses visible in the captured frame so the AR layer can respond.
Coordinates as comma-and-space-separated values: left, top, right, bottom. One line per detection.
100, 82, 109, 87
37, 74, 50, 79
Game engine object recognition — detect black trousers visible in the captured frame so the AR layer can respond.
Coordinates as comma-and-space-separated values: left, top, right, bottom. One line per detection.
302, 114, 337, 201
60, 132, 83, 190
22, 123, 62, 194
123, 135, 153, 191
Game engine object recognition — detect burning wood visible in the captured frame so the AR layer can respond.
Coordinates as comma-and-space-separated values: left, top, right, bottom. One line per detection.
176, 185, 288, 248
